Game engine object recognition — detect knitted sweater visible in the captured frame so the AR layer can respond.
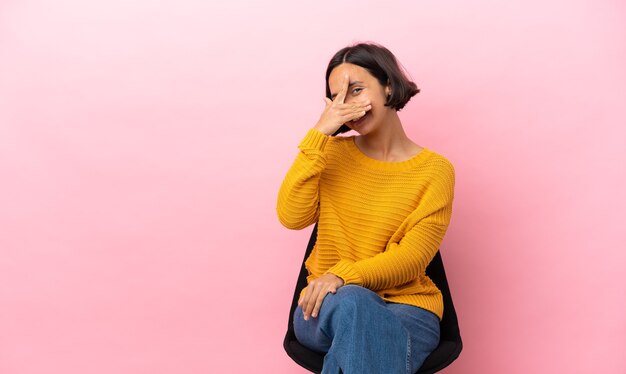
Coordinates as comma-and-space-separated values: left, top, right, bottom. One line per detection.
277, 128, 455, 321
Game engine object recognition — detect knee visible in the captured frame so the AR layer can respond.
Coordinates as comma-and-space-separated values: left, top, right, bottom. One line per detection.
336, 284, 378, 298
327, 285, 382, 310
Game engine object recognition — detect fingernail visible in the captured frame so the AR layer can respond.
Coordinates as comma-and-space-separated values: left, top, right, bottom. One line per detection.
312, 312, 317, 317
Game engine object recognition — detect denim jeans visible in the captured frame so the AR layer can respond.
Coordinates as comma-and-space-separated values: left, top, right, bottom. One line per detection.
294, 285, 440, 374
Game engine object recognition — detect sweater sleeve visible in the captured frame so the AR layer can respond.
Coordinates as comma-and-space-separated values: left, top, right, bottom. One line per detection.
276, 128, 330, 230
325, 159, 455, 290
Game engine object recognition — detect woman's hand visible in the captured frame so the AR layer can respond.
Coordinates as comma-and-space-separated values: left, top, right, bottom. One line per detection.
298, 273, 345, 320
313, 73, 372, 135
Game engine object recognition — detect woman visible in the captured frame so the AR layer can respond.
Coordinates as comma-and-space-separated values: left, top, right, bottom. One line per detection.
276, 42, 455, 374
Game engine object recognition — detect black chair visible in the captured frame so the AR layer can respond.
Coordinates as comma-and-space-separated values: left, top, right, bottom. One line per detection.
283, 222, 463, 373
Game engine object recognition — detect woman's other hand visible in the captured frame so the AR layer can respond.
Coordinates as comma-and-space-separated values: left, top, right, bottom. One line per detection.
298, 273, 345, 320
313, 73, 371, 135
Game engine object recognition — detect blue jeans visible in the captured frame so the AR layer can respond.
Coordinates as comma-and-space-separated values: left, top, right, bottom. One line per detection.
294, 285, 440, 374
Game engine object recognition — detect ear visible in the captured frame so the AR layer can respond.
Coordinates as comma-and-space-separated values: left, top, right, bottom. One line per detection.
385, 80, 392, 97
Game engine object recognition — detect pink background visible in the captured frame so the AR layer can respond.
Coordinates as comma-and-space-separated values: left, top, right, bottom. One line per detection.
1, 0, 625, 373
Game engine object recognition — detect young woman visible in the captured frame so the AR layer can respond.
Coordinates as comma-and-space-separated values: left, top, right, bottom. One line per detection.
277, 42, 455, 374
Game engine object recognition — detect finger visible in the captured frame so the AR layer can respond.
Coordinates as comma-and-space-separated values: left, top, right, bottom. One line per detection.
298, 286, 306, 306
334, 74, 350, 104
336, 108, 363, 118
353, 110, 367, 119
304, 292, 318, 320
335, 101, 371, 113
300, 285, 314, 318
311, 286, 331, 318
303, 284, 320, 320
348, 99, 371, 107
324, 97, 332, 106
340, 110, 367, 124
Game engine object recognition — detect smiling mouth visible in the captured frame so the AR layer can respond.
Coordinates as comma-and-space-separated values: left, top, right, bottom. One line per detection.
351, 112, 369, 126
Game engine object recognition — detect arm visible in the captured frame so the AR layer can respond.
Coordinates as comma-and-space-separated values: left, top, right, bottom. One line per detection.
276, 128, 330, 230
325, 159, 455, 290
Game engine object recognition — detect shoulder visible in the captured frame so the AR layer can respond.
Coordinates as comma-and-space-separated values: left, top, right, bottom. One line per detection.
324, 133, 354, 153
424, 149, 454, 174
420, 150, 455, 192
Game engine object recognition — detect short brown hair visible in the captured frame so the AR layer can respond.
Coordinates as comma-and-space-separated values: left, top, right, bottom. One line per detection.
325, 42, 420, 135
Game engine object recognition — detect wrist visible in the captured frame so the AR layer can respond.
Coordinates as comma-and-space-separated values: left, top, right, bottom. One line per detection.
328, 272, 345, 286
313, 124, 335, 136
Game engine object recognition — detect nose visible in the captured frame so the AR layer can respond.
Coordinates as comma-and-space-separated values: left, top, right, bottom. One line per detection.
344, 96, 356, 105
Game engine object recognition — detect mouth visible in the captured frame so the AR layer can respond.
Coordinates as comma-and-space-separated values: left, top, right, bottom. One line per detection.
350, 112, 369, 127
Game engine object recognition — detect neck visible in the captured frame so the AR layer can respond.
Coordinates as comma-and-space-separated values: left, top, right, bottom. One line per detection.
357, 110, 413, 161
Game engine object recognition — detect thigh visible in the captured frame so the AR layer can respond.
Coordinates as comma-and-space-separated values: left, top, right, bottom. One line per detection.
385, 302, 441, 371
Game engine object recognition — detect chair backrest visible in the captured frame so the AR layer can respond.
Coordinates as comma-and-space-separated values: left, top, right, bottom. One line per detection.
284, 222, 463, 373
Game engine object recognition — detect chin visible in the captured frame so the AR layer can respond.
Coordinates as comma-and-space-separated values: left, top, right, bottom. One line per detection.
349, 113, 375, 134
353, 121, 375, 135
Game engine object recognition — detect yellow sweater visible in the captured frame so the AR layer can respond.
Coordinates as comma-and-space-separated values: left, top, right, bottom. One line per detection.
277, 128, 455, 321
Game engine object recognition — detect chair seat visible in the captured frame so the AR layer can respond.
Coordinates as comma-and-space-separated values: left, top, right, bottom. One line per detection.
419, 340, 463, 373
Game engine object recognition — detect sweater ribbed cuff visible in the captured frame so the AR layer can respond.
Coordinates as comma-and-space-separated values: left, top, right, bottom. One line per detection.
299, 128, 330, 151
325, 259, 363, 286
